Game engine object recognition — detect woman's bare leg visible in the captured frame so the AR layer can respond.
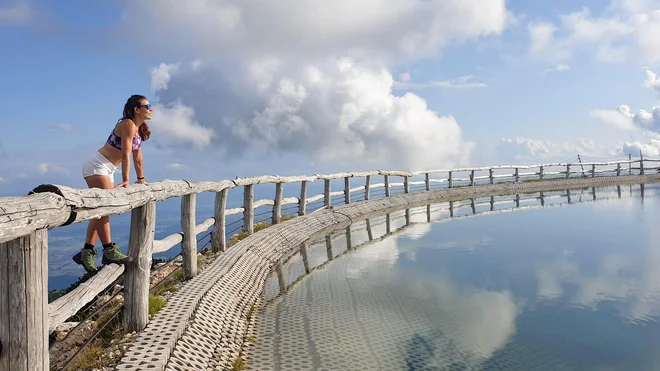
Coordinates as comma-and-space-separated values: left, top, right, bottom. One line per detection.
84, 175, 114, 245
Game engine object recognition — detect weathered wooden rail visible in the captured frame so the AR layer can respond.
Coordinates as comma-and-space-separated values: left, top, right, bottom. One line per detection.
0, 158, 657, 370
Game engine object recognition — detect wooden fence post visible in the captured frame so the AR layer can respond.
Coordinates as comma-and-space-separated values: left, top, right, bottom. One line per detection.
300, 242, 310, 274
384, 175, 390, 196
346, 226, 353, 250
404, 176, 410, 194
616, 163, 621, 176
0, 229, 48, 371
566, 164, 570, 179
591, 164, 596, 177
243, 185, 254, 234
448, 171, 453, 188
470, 170, 475, 186
629, 154, 632, 174
211, 189, 227, 253
425, 173, 430, 191
273, 182, 283, 224
364, 176, 371, 200
489, 169, 494, 184
299, 181, 307, 216
640, 151, 645, 175
276, 263, 287, 294
181, 194, 197, 280
515, 168, 519, 182
124, 201, 156, 333
324, 179, 331, 208
325, 235, 333, 260
539, 166, 544, 180
366, 219, 373, 240
344, 177, 350, 204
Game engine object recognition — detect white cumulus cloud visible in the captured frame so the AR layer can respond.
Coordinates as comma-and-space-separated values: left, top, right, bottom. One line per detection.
168, 163, 184, 169
528, 3, 660, 64
622, 140, 660, 156
498, 137, 611, 162
149, 63, 180, 93
393, 75, 488, 90
119, 0, 511, 62
110, 0, 513, 170
150, 101, 216, 150
152, 58, 475, 170
590, 106, 637, 131
591, 69, 660, 155
591, 70, 660, 133
645, 69, 660, 96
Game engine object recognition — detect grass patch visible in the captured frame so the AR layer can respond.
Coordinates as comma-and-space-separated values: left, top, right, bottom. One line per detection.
68, 343, 103, 371
152, 269, 183, 296
232, 356, 247, 371
149, 294, 167, 317
254, 221, 269, 233
227, 214, 298, 247
246, 303, 256, 321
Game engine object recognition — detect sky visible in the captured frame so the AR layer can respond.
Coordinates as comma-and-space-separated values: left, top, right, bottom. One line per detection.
1, 0, 660, 196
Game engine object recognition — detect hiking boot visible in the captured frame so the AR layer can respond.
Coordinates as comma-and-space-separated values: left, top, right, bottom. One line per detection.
73, 249, 98, 273
102, 243, 129, 265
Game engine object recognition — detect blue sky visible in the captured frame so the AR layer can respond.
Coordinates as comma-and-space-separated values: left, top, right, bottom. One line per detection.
1, 0, 660, 196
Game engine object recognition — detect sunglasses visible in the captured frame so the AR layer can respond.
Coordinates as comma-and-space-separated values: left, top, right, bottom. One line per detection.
139, 103, 152, 110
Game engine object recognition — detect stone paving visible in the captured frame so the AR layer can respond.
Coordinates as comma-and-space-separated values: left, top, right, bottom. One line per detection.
114, 174, 660, 370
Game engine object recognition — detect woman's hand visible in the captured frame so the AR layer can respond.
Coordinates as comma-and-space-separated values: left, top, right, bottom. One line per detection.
136, 178, 149, 186
115, 181, 129, 188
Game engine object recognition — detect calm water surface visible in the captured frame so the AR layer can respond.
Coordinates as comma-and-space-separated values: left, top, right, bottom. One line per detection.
251, 184, 660, 370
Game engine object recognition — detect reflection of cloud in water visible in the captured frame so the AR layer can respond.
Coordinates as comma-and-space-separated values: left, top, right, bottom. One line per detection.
401, 223, 431, 240
254, 234, 518, 370
535, 208, 660, 323
345, 237, 399, 279
403, 274, 517, 363
436, 236, 492, 251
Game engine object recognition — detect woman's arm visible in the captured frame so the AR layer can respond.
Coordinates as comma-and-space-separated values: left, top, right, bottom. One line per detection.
133, 147, 147, 184
117, 120, 137, 188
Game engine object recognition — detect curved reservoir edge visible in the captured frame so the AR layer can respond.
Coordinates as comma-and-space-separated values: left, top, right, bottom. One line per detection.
117, 175, 660, 370
250, 183, 660, 370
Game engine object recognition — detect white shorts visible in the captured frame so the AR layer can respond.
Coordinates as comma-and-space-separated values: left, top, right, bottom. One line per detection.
82, 151, 118, 182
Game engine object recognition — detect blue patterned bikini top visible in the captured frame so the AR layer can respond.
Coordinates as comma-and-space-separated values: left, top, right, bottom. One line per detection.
107, 126, 142, 152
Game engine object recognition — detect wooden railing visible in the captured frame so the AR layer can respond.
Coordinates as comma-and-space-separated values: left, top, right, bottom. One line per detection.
0, 158, 657, 370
